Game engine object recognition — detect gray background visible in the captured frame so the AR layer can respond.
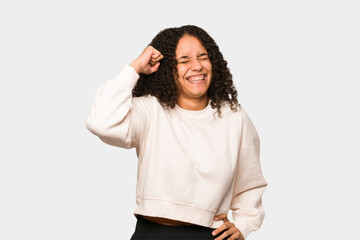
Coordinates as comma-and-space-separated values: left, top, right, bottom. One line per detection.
1, 0, 359, 239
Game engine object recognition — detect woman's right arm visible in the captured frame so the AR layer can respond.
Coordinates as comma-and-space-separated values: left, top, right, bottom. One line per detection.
85, 46, 163, 149
85, 65, 142, 149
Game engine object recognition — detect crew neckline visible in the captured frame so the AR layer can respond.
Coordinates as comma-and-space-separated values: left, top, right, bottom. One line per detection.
174, 100, 214, 120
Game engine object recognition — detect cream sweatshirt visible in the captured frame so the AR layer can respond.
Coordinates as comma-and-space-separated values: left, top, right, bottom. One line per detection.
85, 65, 268, 239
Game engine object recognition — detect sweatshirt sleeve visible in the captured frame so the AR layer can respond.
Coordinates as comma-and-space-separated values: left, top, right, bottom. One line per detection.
230, 107, 268, 239
85, 65, 149, 149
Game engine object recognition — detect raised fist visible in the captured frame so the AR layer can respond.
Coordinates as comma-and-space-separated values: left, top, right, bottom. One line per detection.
130, 45, 164, 75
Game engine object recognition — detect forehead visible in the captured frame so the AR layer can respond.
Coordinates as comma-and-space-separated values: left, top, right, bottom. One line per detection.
175, 35, 207, 56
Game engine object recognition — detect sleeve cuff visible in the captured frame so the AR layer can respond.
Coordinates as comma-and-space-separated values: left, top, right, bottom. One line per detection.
111, 65, 140, 92
124, 64, 140, 78
233, 221, 253, 239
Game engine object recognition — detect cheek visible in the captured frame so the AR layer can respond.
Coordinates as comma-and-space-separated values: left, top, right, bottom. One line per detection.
177, 67, 187, 79
174, 67, 182, 81
207, 66, 213, 79
207, 63, 213, 71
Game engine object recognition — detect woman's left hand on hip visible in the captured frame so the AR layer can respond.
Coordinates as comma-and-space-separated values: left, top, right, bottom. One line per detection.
212, 213, 244, 240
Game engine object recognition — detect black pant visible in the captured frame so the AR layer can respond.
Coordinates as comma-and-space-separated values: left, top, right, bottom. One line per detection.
130, 215, 229, 240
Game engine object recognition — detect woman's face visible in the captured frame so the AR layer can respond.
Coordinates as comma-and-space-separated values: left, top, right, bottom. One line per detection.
174, 35, 212, 104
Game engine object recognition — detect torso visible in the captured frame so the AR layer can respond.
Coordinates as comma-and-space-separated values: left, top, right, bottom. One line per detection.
136, 214, 196, 226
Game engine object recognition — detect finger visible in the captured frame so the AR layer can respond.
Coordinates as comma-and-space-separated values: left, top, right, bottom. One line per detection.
151, 54, 163, 62
214, 213, 228, 220
223, 217, 230, 222
214, 228, 234, 240
150, 52, 162, 60
228, 231, 242, 240
149, 57, 161, 65
151, 49, 162, 58
212, 223, 231, 237
214, 214, 222, 220
149, 59, 160, 66
150, 62, 160, 72
143, 46, 158, 62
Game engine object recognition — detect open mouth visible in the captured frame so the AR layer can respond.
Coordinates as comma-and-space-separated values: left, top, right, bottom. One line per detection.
186, 74, 206, 84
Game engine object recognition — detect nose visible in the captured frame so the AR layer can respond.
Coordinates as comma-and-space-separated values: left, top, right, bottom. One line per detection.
190, 58, 202, 71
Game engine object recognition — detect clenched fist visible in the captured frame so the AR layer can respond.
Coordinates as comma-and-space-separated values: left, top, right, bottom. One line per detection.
130, 45, 164, 75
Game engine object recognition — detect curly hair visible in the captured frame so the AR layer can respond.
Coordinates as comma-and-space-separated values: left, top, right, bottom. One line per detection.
132, 25, 240, 118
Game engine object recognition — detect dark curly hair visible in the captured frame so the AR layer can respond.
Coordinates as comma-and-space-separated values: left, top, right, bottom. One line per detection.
132, 25, 240, 118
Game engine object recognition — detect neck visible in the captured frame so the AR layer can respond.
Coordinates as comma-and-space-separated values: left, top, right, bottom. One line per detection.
176, 96, 209, 111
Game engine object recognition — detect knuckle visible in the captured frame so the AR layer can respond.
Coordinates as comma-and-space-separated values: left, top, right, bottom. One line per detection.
223, 232, 230, 238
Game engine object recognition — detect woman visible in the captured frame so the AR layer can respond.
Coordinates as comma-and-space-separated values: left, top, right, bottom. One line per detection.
85, 25, 268, 240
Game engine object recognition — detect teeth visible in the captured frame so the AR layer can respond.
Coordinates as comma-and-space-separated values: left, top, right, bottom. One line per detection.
188, 75, 205, 81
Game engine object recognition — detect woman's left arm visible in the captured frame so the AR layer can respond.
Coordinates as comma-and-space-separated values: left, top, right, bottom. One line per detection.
213, 133, 268, 240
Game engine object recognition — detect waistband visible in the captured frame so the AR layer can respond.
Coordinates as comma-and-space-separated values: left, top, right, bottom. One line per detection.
136, 214, 215, 230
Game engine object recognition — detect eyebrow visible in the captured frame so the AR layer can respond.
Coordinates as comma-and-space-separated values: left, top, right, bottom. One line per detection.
177, 53, 208, 60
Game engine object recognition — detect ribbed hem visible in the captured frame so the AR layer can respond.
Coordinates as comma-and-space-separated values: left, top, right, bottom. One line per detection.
134, 197, 226, 229
235, 223, 253, 239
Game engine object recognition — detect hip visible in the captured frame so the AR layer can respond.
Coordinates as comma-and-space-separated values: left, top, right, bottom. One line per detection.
130, 214, 229, 240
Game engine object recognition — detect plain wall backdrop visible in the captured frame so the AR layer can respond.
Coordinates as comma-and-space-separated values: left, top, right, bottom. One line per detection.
1, 0, 359, 239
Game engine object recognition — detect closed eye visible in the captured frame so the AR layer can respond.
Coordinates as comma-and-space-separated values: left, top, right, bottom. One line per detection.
179, 58, 208, 63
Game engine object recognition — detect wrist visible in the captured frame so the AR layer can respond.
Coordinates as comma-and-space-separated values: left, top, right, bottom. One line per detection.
130, 60, 141, 74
